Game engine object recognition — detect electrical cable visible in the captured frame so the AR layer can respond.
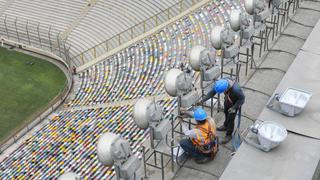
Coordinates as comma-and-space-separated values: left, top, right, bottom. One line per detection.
288, 16, 315, 28
299, 7, 320, 13
286, 129, 320, 141
240, 113, 256, 122
254, 67, 287, 74
241, 86, 272, 97
174, 164, 220, 178
304, 0, 320, 3
267, 49, 297, 57
280, 33, 307, 41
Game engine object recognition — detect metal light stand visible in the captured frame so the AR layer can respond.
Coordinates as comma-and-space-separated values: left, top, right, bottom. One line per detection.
213, 26, 241, 112
220, 50, 241, 82
146, 125, 174, 179
287, 0, 300, 19
248, 0, 272, 57
141, 116, 176, 180
141, 113, 196, 180
199, 68, 219, 116
271, 1, 291, 37
132, 98, 175, 180
114, 161, 140, 180
266, 11, 278, 41
277, 1, 291, 32
171, 114, 195, 164
143, 67, 199, 180
252, 24, 268, 58
238, 42, 255, 76
216, 53, 239, 114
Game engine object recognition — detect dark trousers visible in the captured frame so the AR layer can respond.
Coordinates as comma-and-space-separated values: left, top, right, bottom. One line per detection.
179, 139, 207, 160
224, 108, 238, 136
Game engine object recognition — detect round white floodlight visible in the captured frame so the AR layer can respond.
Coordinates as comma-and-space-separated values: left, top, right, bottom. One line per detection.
189, 45, 206, 71
97, 132, 119, 166
164, 68, 183, 97
58, 172, 81, 180
245, 0, 255, 15
230, 10, 241, 31
210, 26, 224, 49
258, 121, 287, 150
133, 99, 152, 129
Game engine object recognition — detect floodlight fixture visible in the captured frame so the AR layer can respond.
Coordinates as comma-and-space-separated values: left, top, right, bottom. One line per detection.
277, 88, 312, 117
133, 98, 171, 148
189, 45, 220, 81
245, 0, 271, 25
246, 121, 288, 152
230, 9, 255, 40
210, 26, 239, 59
164, 68, 199, 108
97, 132, 140, 180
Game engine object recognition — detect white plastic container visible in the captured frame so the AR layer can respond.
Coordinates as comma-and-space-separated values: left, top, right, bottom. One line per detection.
257, 121, 287, 151
279, 87, 312, 117
173, 145, 187, 163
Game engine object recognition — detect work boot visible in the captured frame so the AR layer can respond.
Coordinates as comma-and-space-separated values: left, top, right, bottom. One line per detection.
195, 157, 212, 164
220, 135, 232, 144
217, 125, 227, 131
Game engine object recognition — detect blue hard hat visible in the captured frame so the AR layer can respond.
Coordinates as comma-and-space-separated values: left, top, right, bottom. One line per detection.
194, 108, 207, 121
214, 79, 229, 94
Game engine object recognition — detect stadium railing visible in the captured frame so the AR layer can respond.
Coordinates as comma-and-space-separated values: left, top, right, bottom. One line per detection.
71, 0, 201, 66
0, 15, 74, 69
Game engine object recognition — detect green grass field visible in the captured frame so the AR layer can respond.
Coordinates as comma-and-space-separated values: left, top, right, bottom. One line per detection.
0, 47, 66, 142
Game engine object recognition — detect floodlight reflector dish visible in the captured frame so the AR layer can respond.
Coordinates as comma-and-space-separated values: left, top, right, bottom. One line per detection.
258, 121, 287, 150
245, 0, 255, 15
164, 68, 183, 97
190, 45, 206, 71
97, 132, 119, 166
230, 10, 241, 31
133, 99, 152, 129
210, 26, 224, 49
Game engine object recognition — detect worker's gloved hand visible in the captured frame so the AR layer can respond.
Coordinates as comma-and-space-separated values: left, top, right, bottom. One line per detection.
228, 107, 236, 114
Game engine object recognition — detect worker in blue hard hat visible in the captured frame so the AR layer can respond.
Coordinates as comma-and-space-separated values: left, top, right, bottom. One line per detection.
199, 78, 245, 144
179, 107, 218, 164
